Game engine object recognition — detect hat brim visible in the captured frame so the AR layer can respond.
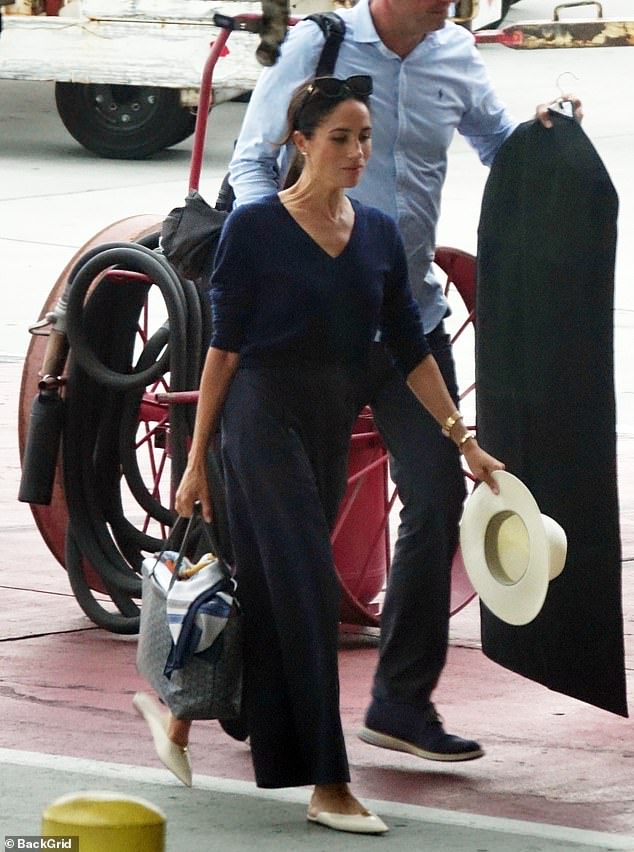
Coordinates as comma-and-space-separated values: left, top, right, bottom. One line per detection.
459, 470, 550, 626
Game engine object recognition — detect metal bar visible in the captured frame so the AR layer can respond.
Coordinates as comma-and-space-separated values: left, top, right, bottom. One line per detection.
188, 24, 232, 193
345, 453, 388, 487
553, 1, 603, 21
475, 18, 634, 48
330, 475, 365, 545
188, 12, 301, 192
108, 270, 153, 283
349, 430, 381, 444
155, 390, 199, 404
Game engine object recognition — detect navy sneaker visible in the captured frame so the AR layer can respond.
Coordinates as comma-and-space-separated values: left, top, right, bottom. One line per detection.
358, 700, 483, 762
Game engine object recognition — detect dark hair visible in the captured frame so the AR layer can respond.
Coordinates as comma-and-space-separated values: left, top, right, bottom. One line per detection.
281, 75, 372, 145
280, 75, 372, 188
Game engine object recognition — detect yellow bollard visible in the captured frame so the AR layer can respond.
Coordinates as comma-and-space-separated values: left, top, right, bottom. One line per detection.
42, 790, 165, 851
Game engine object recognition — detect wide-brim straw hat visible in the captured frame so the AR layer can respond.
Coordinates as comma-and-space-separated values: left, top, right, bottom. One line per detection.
459, 470, 567, 626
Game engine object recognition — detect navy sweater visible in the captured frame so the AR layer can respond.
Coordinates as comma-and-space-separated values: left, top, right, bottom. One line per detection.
210, 195, 429, 376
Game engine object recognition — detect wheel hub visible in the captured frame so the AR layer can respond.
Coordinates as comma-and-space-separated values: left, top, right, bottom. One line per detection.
90, 85, 160, 131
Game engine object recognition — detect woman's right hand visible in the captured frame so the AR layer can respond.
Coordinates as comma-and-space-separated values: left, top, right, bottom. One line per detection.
461, 438, 504, 494
174, 462, 213, 523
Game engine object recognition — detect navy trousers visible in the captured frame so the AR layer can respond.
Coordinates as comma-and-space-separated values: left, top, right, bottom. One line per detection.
358, 325, 466, 710
221, 365, 358, 788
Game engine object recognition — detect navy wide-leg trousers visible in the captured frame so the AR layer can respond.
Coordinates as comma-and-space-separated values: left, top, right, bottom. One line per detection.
220, 366, 357, 788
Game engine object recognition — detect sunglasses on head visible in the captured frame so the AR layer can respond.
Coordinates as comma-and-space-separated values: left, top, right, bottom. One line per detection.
304, 75, 373, 101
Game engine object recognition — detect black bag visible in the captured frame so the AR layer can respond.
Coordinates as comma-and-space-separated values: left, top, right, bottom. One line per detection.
160, 189, 228, 286
159, 13, 346, 284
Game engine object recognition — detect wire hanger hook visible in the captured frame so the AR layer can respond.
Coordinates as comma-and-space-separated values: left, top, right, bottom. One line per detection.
550, 71, 580, 119
556, 71, 580, 98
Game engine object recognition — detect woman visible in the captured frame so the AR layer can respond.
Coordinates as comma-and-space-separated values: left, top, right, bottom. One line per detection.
135, 75, 503, 834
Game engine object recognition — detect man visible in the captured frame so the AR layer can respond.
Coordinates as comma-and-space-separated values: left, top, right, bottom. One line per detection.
228, 0, 581, 762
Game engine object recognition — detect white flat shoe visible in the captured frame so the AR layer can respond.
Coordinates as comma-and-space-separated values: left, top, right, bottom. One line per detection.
133, 692, 192, 787
307, 810, 389, 834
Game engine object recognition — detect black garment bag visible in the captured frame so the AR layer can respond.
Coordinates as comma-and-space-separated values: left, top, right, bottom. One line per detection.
476, 114, 627, 717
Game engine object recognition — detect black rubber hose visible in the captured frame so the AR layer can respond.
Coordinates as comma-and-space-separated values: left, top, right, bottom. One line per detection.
108, 325, 175, 552
65, 242, 194, 494
117, 324, 175, 529
66, 527, 140, 635
137, 231, 161, 251
63, 280, 148, 597
65, 243, 185, 391
61, 239, 225, 634
62, 246, 191, 631
93, 371, 164, 561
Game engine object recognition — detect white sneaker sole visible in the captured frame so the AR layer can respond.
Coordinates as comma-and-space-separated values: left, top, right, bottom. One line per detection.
357, 725, 484, 762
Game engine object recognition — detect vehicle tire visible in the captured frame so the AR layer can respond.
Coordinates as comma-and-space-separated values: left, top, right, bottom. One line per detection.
55, 82, 196, 159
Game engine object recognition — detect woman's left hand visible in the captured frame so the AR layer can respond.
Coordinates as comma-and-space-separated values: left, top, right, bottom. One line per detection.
175, 462, 213, 522
461, 439, 505, 494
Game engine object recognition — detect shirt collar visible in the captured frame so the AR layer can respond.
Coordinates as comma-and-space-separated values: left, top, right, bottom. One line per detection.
346, 0, 450, 49
346, 0, 383, 43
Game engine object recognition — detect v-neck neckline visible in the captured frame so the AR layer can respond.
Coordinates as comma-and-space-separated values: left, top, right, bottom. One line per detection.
276, 195, 357, 261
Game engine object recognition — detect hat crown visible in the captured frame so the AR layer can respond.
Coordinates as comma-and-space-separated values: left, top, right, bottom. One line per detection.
485, 512, 530, 585
460, 471, 567, 626
540, 513, 567, 580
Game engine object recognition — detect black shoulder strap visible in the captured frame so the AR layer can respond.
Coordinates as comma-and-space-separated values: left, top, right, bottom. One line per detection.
212, 12, 346, 216
305, 12, 345, 77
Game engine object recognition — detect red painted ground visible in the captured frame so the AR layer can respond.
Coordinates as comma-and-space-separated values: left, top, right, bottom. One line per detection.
2, 358, 633, 836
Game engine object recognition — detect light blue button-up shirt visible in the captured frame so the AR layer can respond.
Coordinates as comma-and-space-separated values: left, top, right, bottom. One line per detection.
229, 0, 518, 332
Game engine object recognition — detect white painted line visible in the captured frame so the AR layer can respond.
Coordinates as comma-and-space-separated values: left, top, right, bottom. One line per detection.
1, 747, 633, 849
